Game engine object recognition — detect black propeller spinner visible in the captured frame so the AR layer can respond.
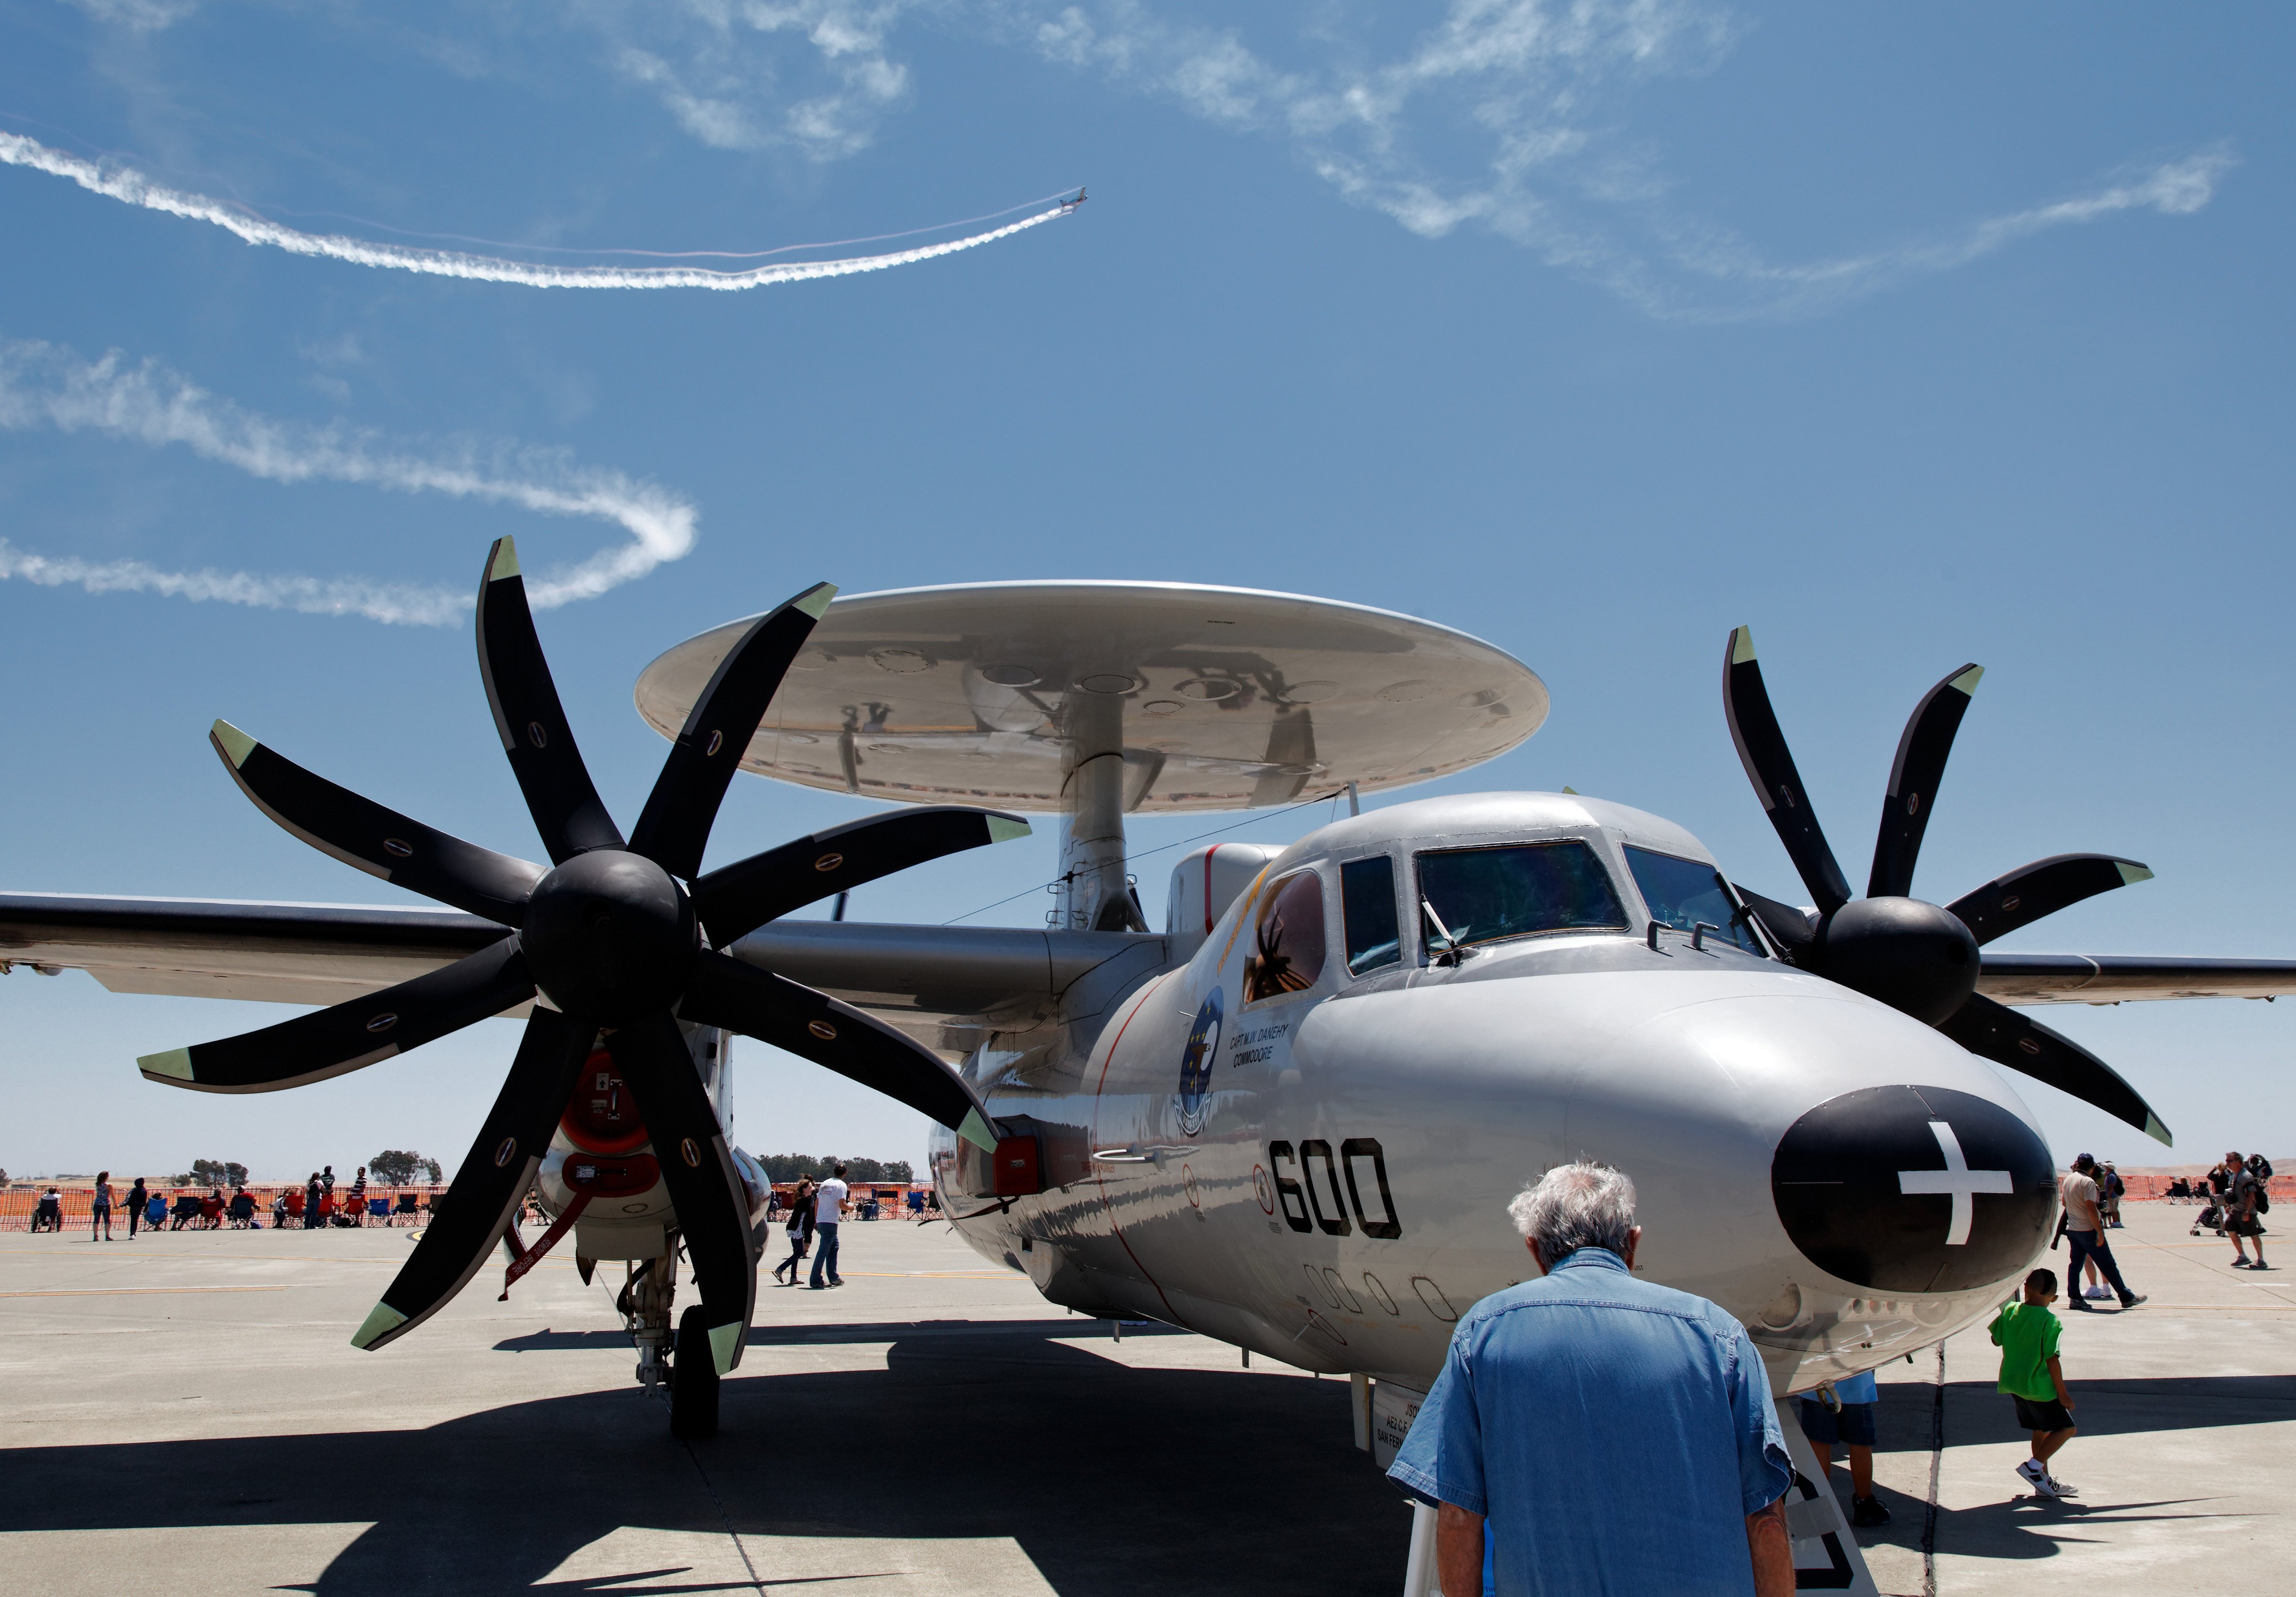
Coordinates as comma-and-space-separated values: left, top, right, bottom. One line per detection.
138, 538, 1023, 1370
1721, 626, 2170, 1146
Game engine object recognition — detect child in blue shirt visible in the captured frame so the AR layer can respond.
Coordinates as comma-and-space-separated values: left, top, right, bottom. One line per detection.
1797, 1369, 1889, 1526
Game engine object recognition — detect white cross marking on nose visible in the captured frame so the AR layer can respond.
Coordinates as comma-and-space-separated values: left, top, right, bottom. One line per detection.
1898, 1119, 2014, 1246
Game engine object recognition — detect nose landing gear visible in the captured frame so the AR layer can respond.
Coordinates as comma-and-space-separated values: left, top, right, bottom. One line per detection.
620, 1253, 674, 1385
617, 1239, 723, 1438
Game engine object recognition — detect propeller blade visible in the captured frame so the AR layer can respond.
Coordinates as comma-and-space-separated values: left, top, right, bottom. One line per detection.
1867, 663, 1983, 900
1940, 992, 2171, 1146
1722, 627, 1852, 915
350, 1005, 596, 1351
605, 1010, 756, 1376
680, 949, 998, 1153
208, 720, 544, 925
137, 937, 532, 1093
691, 806, 1031, 947
474, 538, 624, 862
629, 582, 838, 880
1945, 854, 2154, 946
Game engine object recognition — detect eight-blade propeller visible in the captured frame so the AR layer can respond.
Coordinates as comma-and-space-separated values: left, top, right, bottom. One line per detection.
1721, 626, 2170, 1145
140, 539, 1026, 1368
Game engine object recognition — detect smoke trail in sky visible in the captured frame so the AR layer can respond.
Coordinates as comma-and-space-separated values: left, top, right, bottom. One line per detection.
0, 131, 1071, 290
0, 544, 473, 626
0, 337, 697, 624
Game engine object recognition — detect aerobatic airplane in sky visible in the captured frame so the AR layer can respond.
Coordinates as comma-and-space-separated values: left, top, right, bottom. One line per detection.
6, 547, 2289, 1590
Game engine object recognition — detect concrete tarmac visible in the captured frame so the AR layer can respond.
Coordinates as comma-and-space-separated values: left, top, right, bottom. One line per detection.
1, 1201, 2289, 1594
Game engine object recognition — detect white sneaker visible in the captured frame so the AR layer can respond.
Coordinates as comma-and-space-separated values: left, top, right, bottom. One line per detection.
2037, 1473, 2079, 1497
2084, 1284, 2110, 1299
2016, 1458, 2045, 1485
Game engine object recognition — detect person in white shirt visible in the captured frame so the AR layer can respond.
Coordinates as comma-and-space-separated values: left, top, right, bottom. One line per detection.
2059, 1155, 2144, 1311
809, 1164, 851, 1289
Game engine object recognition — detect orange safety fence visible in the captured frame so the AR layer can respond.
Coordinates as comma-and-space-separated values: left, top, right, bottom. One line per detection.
767, 1181, 937, 1218
1, 1184, 449, 1232
2121, 1173, 2295, 1203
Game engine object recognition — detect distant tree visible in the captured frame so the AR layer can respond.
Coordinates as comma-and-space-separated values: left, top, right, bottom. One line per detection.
759, 1153, 912, 1183
370, 1150, 429, 1185
186, 1158, 249, 1187
423, 1157, 442, 1182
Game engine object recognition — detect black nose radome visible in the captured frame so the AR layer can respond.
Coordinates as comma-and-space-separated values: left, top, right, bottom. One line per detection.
1772, 1084, 2054, 1294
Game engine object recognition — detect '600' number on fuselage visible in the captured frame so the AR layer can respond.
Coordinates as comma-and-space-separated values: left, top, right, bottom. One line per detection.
1266, 1138, 1401, 1239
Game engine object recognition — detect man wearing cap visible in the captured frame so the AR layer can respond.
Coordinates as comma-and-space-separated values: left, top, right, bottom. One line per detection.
2060, 1154, 2145, 1312
2225, 1151, 2270, 1270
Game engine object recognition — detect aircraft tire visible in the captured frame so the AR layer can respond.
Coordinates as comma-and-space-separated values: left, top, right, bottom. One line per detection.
670, 1304, 720, 1439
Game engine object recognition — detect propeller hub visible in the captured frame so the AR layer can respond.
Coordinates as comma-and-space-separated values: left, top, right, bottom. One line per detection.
1819, 896, 1980, 1025
520, 850, 696, 1025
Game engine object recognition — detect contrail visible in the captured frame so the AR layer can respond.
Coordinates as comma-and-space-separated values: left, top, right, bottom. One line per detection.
0, 544, 472, 626
0, 130, 1073, 290
0, 337, 697, 624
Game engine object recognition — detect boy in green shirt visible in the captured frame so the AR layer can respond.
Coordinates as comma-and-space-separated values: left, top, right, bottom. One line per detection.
1989, 1266, 2078, 1498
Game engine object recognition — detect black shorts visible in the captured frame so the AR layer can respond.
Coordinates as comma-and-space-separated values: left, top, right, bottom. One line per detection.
2229, 1215, 2265, 1237
1798, 1398, 1877, 1448
2012, 1395, 2074, 1433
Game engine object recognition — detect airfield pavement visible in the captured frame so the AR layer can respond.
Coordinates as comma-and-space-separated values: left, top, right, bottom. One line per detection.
0, 1200, 2289, 1595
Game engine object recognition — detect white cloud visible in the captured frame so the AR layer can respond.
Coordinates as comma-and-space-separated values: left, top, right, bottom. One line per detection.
616, 45, 770, 150
61, 0, 196, 31
0, 336, 701, 624
1647, 147, 2238, 319
578, 0, 923, 160
563, 0, 2230, 317
989, 1, 2232, 318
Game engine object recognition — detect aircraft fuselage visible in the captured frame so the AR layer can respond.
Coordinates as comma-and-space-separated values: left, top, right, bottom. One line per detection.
933, 792, 2057, 1394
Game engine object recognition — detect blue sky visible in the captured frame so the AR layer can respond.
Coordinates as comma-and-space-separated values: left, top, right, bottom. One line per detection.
1, 1, 2289, 1182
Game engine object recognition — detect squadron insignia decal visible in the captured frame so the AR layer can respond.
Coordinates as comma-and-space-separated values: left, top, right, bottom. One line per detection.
1176, 987, 1224, 1136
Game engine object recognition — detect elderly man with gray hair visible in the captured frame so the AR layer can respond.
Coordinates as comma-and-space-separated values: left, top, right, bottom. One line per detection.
1387, 1162, 1794, 1596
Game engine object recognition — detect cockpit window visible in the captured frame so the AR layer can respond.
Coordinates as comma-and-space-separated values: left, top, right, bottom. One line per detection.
1245, 870, 1328, 1002
1415, 841, 1628, 955
1341, 856, 1401, 976
1624, 845, 1765, 956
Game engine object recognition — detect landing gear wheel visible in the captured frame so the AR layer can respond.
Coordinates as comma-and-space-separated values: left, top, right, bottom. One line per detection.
670, 1304, 720, 1439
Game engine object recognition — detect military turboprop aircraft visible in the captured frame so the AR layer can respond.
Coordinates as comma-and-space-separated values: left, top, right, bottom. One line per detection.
6, 558, 2293, 1583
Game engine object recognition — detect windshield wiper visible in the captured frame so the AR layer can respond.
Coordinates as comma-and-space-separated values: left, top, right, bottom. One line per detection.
1422, 900, 1470, 967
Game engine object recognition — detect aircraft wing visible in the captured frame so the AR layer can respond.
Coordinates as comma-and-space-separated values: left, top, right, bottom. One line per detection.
0, 891, 1171, 1063
1979, 952, 2296, 1005
0, 892, 506, 1007
725, 920, 1172, 1060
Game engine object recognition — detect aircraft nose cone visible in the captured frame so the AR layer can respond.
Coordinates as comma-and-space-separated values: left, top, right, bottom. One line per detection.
1772, 1084, 2055, 1294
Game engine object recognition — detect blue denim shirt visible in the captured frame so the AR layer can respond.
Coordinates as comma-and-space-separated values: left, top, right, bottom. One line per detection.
1387, 1248, 1792, 1597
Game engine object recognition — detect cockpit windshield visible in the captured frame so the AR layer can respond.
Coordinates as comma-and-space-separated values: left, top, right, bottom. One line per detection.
1416, 841, 1628, 954
1623, 845, 1765, 956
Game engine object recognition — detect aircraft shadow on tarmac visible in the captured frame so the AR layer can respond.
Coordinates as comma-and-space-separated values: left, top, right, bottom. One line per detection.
10, 1321, 1405, 1597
